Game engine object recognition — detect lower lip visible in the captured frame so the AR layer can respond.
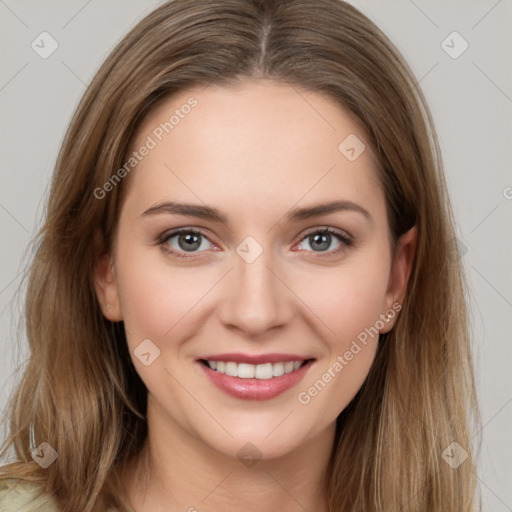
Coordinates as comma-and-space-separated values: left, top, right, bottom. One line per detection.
197, 360, 314, 400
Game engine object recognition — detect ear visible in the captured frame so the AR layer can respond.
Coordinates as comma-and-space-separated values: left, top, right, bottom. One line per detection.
92, 230, 123, 322
379, 225, 417, 333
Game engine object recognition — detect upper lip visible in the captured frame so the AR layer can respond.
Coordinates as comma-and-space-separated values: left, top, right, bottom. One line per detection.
198, 353, 314, 365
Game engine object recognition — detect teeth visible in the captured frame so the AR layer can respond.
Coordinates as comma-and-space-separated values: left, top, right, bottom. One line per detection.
284, 361, 294, 373
273, 362, 284, 377
255, 363, 273, 379
206, 360, 305, 379
237, 363, 255, 378
225, 362, 238, 377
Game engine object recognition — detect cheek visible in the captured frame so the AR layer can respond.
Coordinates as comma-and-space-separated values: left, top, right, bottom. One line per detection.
294, 254, 391, 346
332, 273, 388, 342
292, 251, 390, 409
115, 246, 211, 347
117, 237, 391, 345
295, 295, 383, 416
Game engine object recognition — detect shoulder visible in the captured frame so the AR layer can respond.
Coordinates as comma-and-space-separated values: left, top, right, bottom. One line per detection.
0, 478, 59, 512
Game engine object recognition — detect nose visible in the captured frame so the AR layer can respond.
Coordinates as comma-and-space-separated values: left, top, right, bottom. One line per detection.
217, 247, 294, 337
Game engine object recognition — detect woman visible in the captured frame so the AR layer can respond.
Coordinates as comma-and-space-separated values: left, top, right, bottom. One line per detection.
0, 0, 480, 510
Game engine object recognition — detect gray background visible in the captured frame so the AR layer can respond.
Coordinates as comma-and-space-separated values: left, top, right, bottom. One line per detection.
1, 1, 511, 509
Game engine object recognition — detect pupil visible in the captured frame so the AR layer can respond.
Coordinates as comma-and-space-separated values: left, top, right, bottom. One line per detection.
179, 233, 200, 251
176, 232, 332, 253
311, 233, 330, 251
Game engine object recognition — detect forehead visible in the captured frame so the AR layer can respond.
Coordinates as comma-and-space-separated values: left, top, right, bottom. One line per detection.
122, 79, 384, 221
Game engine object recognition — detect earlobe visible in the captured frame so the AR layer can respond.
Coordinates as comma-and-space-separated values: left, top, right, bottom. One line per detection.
92, 233, 123, 322
380, 225, 417, 333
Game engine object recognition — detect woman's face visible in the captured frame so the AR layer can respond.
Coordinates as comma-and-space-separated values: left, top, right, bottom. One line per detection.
95, 78, 415, 460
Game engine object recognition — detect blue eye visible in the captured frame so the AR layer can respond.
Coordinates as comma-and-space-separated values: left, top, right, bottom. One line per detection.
160, 229, 214, 258
158, 227, 353, 259
296, 228, 352, 256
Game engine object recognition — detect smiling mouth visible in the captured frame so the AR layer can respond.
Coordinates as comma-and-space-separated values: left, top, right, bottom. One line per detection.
199, 359, 313, 380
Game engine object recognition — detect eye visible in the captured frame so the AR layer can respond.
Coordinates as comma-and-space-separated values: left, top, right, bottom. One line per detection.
294, 227, 353, 257
158, 228, 215, 258
157, 226, 353, 260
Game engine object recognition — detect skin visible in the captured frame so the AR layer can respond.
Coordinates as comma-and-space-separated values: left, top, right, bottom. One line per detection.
94, 78, 416, 512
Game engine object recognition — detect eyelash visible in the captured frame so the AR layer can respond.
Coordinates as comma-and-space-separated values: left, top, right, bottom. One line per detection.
157, 227, 353, 260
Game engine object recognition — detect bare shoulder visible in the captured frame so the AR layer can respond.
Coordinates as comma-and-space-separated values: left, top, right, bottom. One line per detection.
0, 478, 59, 512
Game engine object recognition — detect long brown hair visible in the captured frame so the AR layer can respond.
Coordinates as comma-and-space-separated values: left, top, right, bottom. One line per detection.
0, 1, 480, 510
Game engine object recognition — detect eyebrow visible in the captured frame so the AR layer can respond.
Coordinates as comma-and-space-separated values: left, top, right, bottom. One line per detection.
142, 199, 372, 224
